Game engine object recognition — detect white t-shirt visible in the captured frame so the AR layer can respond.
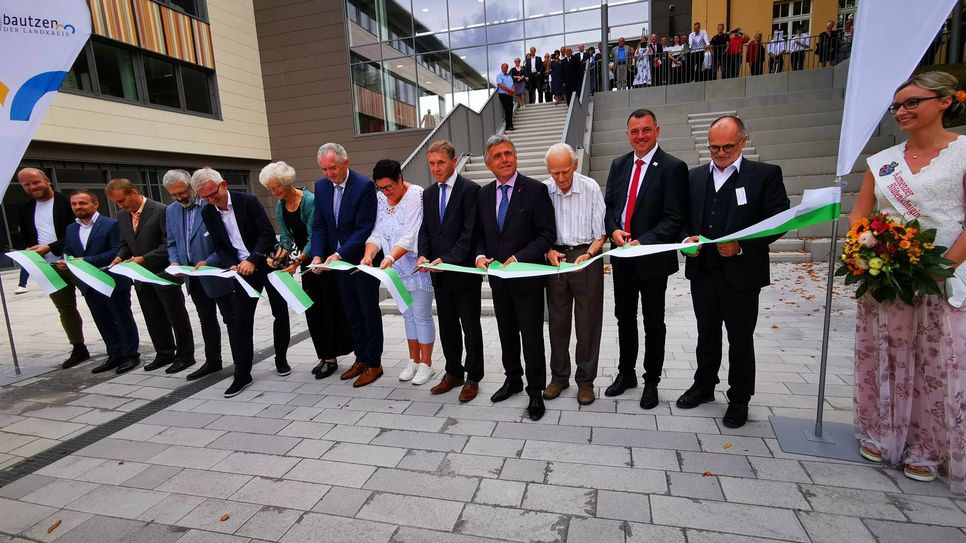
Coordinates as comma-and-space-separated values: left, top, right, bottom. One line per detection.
34, 197, 58, 263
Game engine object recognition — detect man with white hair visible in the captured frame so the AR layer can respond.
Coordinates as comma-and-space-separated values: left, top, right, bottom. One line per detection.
542, 143, 606, 406
191, 167, 277, 397
163, 169, 235, 379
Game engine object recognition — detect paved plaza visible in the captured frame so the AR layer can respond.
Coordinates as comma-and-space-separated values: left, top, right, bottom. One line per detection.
0, 263, 962, 543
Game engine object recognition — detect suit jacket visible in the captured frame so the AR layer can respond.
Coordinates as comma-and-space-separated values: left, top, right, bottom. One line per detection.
683, 158, 790, 290
311, 169, 377, 265
563, 56, 582, 94
523, 57, 544, 82
63, 215, 123, 296
474, 173, 556, 291
201, 191, 276, 287
117, 198, 170, 273
604, 147, 690, 279
418, 175, 482, 290
16, 192, 73, 256
166, 200, 233, 299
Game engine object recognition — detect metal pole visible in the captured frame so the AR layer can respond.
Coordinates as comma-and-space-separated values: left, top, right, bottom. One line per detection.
601, 0, 608, 93
0, 272, 21, 375
949, 1, 963, 64
814, 176, 846, 438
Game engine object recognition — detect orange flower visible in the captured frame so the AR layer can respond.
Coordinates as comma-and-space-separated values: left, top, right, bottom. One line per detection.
899, 240, 911, 249
957, 90, 966, 103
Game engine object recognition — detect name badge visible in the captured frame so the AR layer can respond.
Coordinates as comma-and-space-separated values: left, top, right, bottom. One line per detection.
735, 187, 747, 206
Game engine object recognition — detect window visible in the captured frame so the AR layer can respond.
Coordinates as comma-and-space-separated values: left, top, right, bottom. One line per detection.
837, 0, 857, 29
181, 64, 214, 114
63, 46, 94, 93
159, 0, 208, 21
92, 41, 139, 101
144, 56, 180, 108
772, 0, 812, 37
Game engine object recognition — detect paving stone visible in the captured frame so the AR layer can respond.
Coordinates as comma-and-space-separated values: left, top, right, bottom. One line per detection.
473, 479, 526, 507
208, 432, 302, 455
796, 511, 877, 543
71, 409, 125, 426
311, 486, 371, 517
282, 407, 323, 421
656, 415, 720, 434
50, 515, 144, 543
546, 462, 667, 493
120, 523, 189, 543
566, 517, 625, 543
650, 495, 809, 542
438, 405, 526, 423
280, 512, 396, 543
403, 402, 443, 417
21, 479, 99, 507
392, 526, 515, 543
20, 509, 93, 543
0, 497, 57, 535
595, 490, 650, 523
341, 398, 411, 413
557, 411, 656, 430
68, 394, 132, 410
310, 409, 365, 426
716, 419, 777, 438
456, 504, 568, 543
800, 461, 901, 492
236, 506, 303, 541
371, 429, 469, 452
137, 493, 207, 524
285, 459, 376, 488
66, 485, 168, 518
667, 471, 725, 500
0, 432, 39, 454
255, 405, 298, 419
321, 442, 406, 467
319, 385, 394, 401
462, 436, 525, 458
683, 529, 790, 543
229, 476, 329, 510
156, 469, 253, 499
625, 523, 686, 543
205, 415, 291, 435
36, 455, 105, 479
145, 427, 226, 447
173, 528, 251, 543
357, 412, 446, 432
439, 453, 505, 479
865, 519, 966, 543
75, 438, 171, 462
679, 451, 755, 477
719, 476, 811, 509
284, 439, 334, 459
364, 467, 480, 501
121, 465, 183, 489
801, 485, 906, 519
277, 421, 335, 440
889, 494, 966, 527
397, 450, 447, 471
0, 474, 55, 500
211, 452, 301, 478
499, 458, 549, 483
591, 428, 701, 451
312, 424, 379, 444
747, 456, 811, 483
630, 447, 680, 471
441, 419, 497, 437
358, 492, 464, 531
522, 483, 595, 516
76, 460, 150, 485
697, 434, 772, 458
146, 445, 233, 469
492, 422, 591, 444
192, 400, 266, 417
177, 498, 262, 534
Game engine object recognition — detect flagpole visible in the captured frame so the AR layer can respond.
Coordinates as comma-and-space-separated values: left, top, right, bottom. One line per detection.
0, 272, 21, 375
814, 176, 846, 438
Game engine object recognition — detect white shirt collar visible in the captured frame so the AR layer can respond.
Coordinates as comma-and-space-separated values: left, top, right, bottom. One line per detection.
76, 212, 100, 227
545, 174, 585, 196
709, 154, 743, 175
441, 171, 457, 189
218, 192, 234, 214
634, 145, 660, 166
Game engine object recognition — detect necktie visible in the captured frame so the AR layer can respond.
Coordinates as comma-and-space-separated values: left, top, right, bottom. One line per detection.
439, 184, 448, 223
497, 184, 510, 232
624, 159, 644, 231
333, 184, 343, 227
132, 212, 140, 232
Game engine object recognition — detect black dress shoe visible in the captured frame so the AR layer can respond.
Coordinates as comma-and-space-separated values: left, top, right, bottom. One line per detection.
640, 383, 659, 410
186, 363, 223, 381
723, 403, 749, 428
315, 362, 338, 379
62, 344, 90, 369
676, 385, 716, 409
91, 356, 120, 374
604, 373, 638, 397
490, 380, 524, 403
165, 360, 196, 374
276, 360, 292, 376
115, 357, 141, 374
143, 357, 173, 372
527, 395, 546, 421
224, 376, 254, 398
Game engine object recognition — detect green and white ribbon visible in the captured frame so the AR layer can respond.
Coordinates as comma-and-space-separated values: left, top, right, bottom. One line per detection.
267, 270, 314, 314
309, 260, 413, 312
4, 250, 67, 294
220, 270, 262, 298
420, 187, 843, 278
109, 262, 177, 286
165, 265, 232, 278
66, 258, 115, 297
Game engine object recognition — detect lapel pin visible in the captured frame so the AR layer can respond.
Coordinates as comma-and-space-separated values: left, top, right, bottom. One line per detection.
653, 162, 659, 166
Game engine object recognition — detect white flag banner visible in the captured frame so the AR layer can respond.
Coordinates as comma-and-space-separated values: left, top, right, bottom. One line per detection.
836, 0, 957, 176
0, 1, 91, 197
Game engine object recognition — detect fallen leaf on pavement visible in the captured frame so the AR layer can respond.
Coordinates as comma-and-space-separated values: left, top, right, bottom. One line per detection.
220, 514, 231, 522
703, 471, 713, 477
47, 520, 62, 534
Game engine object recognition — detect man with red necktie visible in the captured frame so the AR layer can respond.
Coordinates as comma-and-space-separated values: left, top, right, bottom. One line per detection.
603, 109, 690, 410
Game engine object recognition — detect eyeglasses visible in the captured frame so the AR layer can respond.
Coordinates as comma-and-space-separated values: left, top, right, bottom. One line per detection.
708, 137, 746, 154
375, 183, 396, 192
196, 184, 221, 201
887, 96, 945, 114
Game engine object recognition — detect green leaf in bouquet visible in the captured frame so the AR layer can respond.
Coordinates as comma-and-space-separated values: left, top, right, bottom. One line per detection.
834, 264, 850, 277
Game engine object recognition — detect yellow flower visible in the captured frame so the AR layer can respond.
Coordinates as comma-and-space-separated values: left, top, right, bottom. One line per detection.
869, 268, 881, 276
868, 258, 883, 269
924, 243, 935, 250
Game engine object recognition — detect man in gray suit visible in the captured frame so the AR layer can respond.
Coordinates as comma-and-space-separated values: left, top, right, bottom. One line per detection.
107, 178, 194, 373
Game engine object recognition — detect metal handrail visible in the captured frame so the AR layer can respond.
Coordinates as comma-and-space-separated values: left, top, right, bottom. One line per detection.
400, 90, 503, 187
561, 73, 591, 148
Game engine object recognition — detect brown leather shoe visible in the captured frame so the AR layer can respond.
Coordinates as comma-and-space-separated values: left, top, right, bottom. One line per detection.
543, 382, 569, 400
577, 384, 595, 405
340, 361, 365, 381
458, 381, 479, 403
353, 366, 383, 388
430, 373, 465, 395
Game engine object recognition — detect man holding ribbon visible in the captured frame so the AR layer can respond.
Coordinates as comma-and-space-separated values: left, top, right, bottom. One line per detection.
603, 109, 689, 410
108, 178, 194, 375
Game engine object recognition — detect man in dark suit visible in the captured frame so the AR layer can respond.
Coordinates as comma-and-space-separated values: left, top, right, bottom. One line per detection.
309, 143, 384, 388
191, 167, 277, 397
524, 47, 544, 104
107, 178, 194, 373
562, 47, 583, 103
474, 135, 556, 421
417, 140, 484, 403
163, 170, 236, 380
15, 168, 88, 368
678, 116, 790, 428
59, 190, 140, 374
574, 43, 588, 89
603, 109, 689, 410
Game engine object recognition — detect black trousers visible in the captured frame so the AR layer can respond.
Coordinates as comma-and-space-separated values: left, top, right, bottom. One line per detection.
749, 59, 764, 76
769, 55, 784, 73
435, 278, 484, 382
690, 268, 760, 404
690, 51, 705, 82
336, 269, 383, 367
84, 278, 139, 359
790, 51, 805, 71
187, 278, 234, 367
499, 93, 514, 130
136, 283, 194, 363
612, 258, 668, 384
490, 277, 546, 396
527, 75, 544, 103
266, 269, 353, 363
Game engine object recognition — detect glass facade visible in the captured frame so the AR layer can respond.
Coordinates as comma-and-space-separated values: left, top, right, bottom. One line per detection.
346, 0, 650, 135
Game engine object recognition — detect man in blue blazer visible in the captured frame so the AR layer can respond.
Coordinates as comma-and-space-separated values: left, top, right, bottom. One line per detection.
309, 143, 384, 388
191, 167, 277, 398
59, 189, 140, 374
163, 170, 236, 380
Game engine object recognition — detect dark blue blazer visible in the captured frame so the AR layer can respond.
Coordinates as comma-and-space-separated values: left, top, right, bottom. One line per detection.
200, 191, 276, 269
311, 169, 377, 265
166, 200, 233, 299
63, 215, 122, 296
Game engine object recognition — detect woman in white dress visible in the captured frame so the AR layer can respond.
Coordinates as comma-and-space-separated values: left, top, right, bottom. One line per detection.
363, 160, 436, 385
850, 71, 966, 491
632, 38, 651, 87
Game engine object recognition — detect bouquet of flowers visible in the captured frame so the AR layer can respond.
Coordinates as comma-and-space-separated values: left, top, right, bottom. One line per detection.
836, 211, 954, 305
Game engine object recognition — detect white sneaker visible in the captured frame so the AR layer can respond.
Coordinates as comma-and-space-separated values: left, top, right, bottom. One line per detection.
412, 364, 434, 385
398, 361, 418, 382
14, 286, 28, 295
